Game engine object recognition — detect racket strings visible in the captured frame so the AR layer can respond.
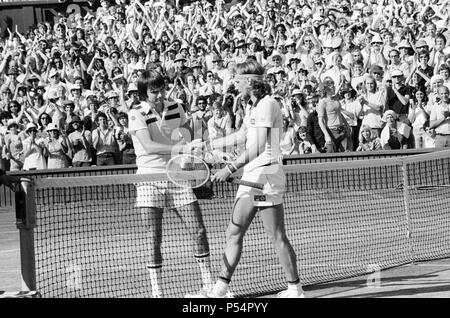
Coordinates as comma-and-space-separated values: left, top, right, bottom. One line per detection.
167, 155, 210, 188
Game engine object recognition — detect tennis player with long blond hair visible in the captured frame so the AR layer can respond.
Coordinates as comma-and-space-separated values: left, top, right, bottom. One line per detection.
192, 60, 305, 298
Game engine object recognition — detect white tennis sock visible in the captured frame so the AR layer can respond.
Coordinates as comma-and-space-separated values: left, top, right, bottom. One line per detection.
146, 265, 162, 298
195, 255, 213, 290
288, 280, 304, 293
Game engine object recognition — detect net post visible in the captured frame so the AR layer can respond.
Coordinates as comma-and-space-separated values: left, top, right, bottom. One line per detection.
15, 180, 37, 292
401, 161, 414, 262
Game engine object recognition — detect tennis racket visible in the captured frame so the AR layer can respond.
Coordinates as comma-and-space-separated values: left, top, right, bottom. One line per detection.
166, 154, 264, 190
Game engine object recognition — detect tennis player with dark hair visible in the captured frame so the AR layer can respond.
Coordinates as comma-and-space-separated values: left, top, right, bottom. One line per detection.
128, 69, 213, 298
192, 60, 305, 298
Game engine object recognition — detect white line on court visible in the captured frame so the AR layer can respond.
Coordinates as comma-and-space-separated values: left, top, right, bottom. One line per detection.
0, 249, 19, 253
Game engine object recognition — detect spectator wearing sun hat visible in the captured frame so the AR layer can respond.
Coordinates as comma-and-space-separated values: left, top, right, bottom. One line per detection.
369, 64, 385, 88
2, 67, 20, 94
3, 119, 24, 171
287, 55, 301, 82
210, 53, 227, 84
233, 39, 249, 64
340, 84, 363, 151
270, 67, 289, 98
44, 122, 70, 169
68, 115, 93, 167
267, 50, 286, 74
125, 83, 140, 110
62, 99, 79, 129
367, 33, 388, 69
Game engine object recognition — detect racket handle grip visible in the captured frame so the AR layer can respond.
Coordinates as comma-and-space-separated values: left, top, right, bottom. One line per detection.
229, 178, 264, 190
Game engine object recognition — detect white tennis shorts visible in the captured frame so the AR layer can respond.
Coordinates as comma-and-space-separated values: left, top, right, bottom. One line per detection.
135, 168, 197, 209
236, 164, 286, 207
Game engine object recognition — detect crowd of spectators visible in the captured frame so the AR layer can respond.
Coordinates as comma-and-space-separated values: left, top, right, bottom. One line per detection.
0, 0, 450, 171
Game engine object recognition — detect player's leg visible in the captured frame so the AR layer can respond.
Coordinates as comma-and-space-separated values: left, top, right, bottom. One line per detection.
259, 204, 305, 298
176, 200, 214, 296
136, 181, 167, 298
208, 197, 257, 297
141, 207, 164, 298
170, 186, 213, 296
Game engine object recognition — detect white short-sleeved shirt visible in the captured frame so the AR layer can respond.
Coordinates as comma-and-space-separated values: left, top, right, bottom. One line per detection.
243, 95, 282, 172
430, 102, 450, 135
128, 100, 187, 171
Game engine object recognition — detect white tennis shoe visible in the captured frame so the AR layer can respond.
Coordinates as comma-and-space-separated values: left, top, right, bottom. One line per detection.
185, 286, 234, 298
277, 289, 306, 298
207, 290, 234, 298
185, 286, 210, 298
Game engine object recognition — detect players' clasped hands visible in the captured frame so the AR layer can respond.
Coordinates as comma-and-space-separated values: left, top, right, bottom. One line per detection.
183, 139, 234, 183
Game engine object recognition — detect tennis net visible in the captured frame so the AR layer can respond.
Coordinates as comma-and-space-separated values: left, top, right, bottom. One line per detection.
16, 150, 450, 297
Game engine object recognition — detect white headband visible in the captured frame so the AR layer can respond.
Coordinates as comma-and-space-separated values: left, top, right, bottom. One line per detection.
234, 74, 266, 81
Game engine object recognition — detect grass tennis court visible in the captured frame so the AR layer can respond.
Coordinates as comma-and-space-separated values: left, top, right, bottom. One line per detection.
3, 198, 450, 298
3, 151, 450, 297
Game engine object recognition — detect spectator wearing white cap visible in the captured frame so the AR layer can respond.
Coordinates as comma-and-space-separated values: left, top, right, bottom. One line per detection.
380, 110, 411, 150
67, 83, 85, 113
22, 122, 47, 171
43, 69, 64, 101
210, 54, 227, 85
104, 90, 122, 112
125, 83, 140, 111
385, 69, 414, 122
397, 39, 414, 67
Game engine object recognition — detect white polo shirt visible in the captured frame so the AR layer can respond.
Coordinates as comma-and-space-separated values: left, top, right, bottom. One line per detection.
243, 95, 282, 173
128, 100, 187, 171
